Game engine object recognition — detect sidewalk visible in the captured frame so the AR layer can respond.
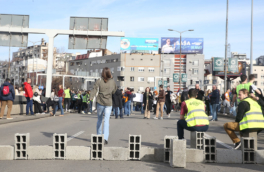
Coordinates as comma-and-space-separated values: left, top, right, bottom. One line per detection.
0, 112, 71, 125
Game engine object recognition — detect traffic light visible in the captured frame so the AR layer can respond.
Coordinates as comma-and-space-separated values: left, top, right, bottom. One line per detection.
167, 78, 170, 83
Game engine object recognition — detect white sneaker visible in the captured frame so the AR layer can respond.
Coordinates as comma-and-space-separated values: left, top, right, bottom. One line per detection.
36, 113, 40, 115
41, 112, 46, 115
7, 118, 13, 120
82, 111, 85, 114
88, 112, 91, 114
223, 113, 227, 115
160, 117, 163, 120
167, 114, 170, 118
153, 117, 158, 120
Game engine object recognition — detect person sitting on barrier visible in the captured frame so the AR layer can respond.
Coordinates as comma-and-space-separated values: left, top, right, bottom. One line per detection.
223, 89, 264, 150
177, 89, 209, 139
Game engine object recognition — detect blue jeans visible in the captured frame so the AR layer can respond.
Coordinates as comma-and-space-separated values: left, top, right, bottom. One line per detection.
177, 119, 209, 139
96, 103, 112, 141
124, 100, 131, 115
89, 101, 93, 113
58, 97, 64, 115
212, 104, 218, 121
209, 104, 212, 116
26, 97, 34, 115
113, 107, 122, 118
217, 101, 222, 112
230, 103, 237, 117
141, 103, 144, 114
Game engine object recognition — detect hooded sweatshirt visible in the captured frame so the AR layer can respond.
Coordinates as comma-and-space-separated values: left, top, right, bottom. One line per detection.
24, 82, 33, 98
0, 82, 15, 102
112, 89, 122, 108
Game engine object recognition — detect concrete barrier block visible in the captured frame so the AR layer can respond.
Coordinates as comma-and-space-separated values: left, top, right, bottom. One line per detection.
66, 146, 90, 160
28, 146, 53, 160
164, 136, 177, 149
216, 149, 242, 163
104, 147, 128, 161
186, 149, 204, 163
256, 150, 264, 164
190, 131, 205, 149
0, 146, 14, 160
242, 137, 256, 151
140, 147, 164, 162
170, 139, 186, 168
243, 151, 255, 164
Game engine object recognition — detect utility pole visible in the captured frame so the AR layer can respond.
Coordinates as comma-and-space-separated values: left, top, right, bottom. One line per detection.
224, 0, 229, 92
250, 0, 253, 74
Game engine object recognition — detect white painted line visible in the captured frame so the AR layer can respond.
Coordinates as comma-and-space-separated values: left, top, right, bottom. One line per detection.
67, 131, 85, 142
204, 133, 233, 149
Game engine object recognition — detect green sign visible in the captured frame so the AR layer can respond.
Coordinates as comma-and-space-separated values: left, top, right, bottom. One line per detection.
173, 73, 179, 82
181, 73, 187, 82
213, 57, 224, 71
228, 58, 238, 73
158, 80, 162, 86
164, 81, 167, 88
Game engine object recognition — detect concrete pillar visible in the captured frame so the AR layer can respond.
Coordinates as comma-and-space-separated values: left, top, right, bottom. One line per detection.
170, 139, 186, 168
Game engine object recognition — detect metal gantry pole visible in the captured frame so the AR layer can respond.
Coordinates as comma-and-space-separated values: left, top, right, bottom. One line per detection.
224, 0, 229, 92
179, 33, 182, 91
250, 0, 253, 74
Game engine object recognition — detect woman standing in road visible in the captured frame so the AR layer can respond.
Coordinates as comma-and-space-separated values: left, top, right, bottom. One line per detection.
143, 87, 153, 119
89, 67, 117, 145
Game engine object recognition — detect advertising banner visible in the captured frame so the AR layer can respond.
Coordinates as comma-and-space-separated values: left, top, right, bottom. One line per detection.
181, 73, 187, 82
120, 37, 159, 53
214, 61, 246, 76
213, 57, 224, 71
158, 80, 162, 86
164, 81, 168, 88
173, 73, 179, 82
133, 93, 143, 103
228, 58, 238, 73
161, 37, 203, 54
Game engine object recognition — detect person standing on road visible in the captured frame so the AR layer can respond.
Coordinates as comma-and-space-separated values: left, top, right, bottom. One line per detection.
195, 84, 204, 101
112, 88, 123, 119
58, 85, 64, 116
143, 87, 153, 119
124, 88, 133, 116
165, 86, 173, 118
177, 89, 209, 139
210, 85, 220, 121
24, 78, 34, 115
154, 85, 165, 120
89, 67, 117, 145
64, 86, 71, 112
223, 89, 264, 149
0, 78, 15, 119
222, 89, 231, 115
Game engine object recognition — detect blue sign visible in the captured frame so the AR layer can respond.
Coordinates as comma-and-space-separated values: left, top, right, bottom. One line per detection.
120, 37, 159, 53
161, 37, 203, 54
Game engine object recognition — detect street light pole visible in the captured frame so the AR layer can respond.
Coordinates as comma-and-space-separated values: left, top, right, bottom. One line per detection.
224, 0, 229, 92
168, 29, 194, 92
250, 0, 253, 74
29, 41, 41, 85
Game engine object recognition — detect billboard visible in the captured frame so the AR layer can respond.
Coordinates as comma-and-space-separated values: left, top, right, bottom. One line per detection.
120, 37, 159, 53
213, 57, 224, 71
228, 58, 238, 73
214, 61, 246, 76
161, 37, 203, 54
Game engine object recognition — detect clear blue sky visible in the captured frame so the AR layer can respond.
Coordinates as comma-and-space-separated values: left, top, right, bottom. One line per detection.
0, 0, 263, 60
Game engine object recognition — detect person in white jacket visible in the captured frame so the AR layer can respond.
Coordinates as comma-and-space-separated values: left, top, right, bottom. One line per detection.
33, 85, 45, 114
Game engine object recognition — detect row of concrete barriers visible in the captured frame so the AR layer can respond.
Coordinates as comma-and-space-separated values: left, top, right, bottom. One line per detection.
1, 132, 264, 167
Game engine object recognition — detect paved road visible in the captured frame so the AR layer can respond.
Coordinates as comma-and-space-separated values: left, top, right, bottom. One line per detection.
0, 111, 264, 172
0, 111, 264, 149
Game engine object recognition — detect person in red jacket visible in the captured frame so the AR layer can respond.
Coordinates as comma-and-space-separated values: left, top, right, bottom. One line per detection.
24, 78, 34, 115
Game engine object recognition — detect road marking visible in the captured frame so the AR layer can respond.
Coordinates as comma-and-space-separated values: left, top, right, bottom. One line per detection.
67, 131, 85, 142
204, 133, 233, 149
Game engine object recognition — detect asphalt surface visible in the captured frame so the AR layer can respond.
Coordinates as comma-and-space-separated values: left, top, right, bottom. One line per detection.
0, 110, 264, 172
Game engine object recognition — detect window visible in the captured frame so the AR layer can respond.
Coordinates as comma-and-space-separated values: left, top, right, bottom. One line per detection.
138, 77, 144, 82
193, 60, 199, 66
164, 68, 170, 74
261, 82, 264, 86
261, 75, 264, 79
148, 68, 154, 72
117, 76, 124, 81
117, 67, 121, 71
254, 81, 257, 85
192, 69, 198, 75
89, 81, 91, 85
148, 77, 154, 82
130, 67, 134, 72
130, 77, 134, 82
95, 69, 98, 73
121, 67, 125, 71
138, 67, 144, 72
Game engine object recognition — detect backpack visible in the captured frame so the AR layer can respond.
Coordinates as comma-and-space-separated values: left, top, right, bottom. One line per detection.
2, 86, 10, 96
221, 93, 225, 101
181, 91, 188, 103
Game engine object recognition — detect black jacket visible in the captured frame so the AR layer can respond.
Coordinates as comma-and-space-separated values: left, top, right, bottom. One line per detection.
143, 92, 153, 110
112, 89, 122, 109
236, 97, 264, 133
0, 82, 15, 102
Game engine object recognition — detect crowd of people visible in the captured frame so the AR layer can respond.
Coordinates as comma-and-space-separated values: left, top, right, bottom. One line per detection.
1, 68, 264, 148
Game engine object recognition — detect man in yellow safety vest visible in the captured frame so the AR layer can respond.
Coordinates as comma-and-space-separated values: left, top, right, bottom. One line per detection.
223, 89, 264, 149
177, 89, 209, 139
